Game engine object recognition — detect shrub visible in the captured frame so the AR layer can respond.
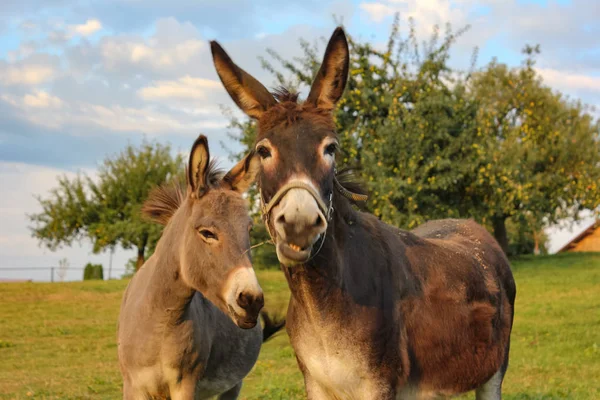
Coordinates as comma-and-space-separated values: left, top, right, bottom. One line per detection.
83, 263, 104, 280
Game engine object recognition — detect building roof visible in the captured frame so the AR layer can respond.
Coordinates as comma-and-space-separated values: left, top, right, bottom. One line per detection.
557, 220, 600, 253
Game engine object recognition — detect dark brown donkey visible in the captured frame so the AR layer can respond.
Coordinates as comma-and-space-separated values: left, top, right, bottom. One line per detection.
118, 135, 283, 400
210, 28, 516, 399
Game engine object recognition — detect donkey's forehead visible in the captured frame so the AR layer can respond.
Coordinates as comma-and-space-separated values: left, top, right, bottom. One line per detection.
258, 116, 336, 145
194, 189, 248, 218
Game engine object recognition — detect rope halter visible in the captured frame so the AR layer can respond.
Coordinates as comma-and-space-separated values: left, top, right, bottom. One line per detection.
259, 170, 368, 263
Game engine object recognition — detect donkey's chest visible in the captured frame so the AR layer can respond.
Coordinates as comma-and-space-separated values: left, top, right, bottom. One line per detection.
291, 321, 380, 399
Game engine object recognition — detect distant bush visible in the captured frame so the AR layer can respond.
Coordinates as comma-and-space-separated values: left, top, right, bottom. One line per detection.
83, 263, 104, 280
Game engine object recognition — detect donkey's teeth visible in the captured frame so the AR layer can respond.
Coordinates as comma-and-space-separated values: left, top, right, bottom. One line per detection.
289, 244, 301, 252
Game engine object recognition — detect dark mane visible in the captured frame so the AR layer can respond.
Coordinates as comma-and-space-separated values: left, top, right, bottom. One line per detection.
142, 159, 225, 226
204, 159, 226, 187
259, 86, 335, 132
272, 87, 299, 103
335, 168, 369, 208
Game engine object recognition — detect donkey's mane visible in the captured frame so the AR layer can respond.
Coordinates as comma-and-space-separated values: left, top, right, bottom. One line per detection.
142, 159, 224, 226
335, 168, 368, 207
272, 87, 299, 103
259, 87, 335, 132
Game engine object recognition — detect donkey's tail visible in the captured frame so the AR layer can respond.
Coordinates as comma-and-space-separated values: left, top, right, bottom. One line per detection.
261, 310, 286, 342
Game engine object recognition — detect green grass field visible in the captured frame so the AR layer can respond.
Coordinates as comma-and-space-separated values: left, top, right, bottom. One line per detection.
1, 253, 599, 399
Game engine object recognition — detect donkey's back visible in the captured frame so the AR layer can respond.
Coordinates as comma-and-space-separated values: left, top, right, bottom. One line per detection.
412, 218, 516, 301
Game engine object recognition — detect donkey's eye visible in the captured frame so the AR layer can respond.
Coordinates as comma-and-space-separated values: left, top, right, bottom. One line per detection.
256, 145, 271, 159
199, 229, 218, 242
324, 143, 337, 156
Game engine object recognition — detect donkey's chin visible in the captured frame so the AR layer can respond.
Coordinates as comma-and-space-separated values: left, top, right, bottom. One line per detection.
227, 305, 259, 329
276, 241, 313, 266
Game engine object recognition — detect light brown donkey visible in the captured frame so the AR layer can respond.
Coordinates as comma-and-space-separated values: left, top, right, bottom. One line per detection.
117, 135, 283, 399
211, 28, 516, 400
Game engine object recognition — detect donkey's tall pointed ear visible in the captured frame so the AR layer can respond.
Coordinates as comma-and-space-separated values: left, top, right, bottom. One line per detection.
188, 135, 210, 197
306, 27, 349, 111
222, 151, 260, 193
211, 41, 277, 119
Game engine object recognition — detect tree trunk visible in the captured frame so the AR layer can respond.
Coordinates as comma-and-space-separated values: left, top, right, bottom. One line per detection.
135, 246, 145, 271
492, 216, 509, 256
533, 231, 540, 255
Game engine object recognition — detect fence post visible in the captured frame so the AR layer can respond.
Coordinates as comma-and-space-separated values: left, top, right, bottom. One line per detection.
51, 267, 55, 283
108, 247, 114, 280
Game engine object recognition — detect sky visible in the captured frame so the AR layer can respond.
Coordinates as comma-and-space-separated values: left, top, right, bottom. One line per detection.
1, 0, 599, 281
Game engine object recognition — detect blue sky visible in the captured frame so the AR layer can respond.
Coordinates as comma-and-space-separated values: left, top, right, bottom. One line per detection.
1, 0, 599, 280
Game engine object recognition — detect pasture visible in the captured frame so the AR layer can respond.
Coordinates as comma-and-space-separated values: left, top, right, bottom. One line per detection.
0, 253, 598, 399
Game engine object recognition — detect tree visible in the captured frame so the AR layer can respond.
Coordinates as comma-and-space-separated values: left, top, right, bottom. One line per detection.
466, 46, 600, 253
29, 141, 184, 271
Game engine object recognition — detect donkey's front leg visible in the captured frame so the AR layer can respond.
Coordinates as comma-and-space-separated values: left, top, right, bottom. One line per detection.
170, 378, 196, 400
122, 380, 147, 400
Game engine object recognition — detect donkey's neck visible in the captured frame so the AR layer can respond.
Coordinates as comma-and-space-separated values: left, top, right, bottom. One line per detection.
283, 195, 382, 310
144, 250, 196, 320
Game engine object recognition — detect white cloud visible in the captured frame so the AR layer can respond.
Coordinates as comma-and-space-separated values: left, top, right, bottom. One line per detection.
99, 18, 206, 75
48, 29, 70, 44
360, 2, 396, 23
70, 19, 102, 36
138, 76, 221, 101
357, 0, 494, 67
537, 68, 600, 93
1, 90, 63, 111
101, 38, 204, 70
6, 41, 38, 62
0, 88, 224, 134
0, 64, 56, 85
23, 90, 64, 108
360, 0, 473, 31
77, 103, 226, 133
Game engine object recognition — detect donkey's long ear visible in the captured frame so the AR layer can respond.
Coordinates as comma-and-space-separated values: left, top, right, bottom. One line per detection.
211, 41, 277, 119
222, 151, 260, 193
188, 135, 210, 197
306, 27, 349, 111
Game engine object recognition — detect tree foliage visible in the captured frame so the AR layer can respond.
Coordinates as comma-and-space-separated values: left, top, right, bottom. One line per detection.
226, 15, 600, 256
467, 47, 600, 252
29, 141, 184, 270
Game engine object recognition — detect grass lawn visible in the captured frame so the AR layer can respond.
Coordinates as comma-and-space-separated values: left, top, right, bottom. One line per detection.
0, 253, 599, 399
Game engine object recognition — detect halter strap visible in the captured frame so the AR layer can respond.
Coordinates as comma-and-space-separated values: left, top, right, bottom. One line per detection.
261, 181, 329, 217
333, 176, 368, 202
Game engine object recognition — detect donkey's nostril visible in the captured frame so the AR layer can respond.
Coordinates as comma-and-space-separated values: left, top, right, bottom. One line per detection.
237, 292, 251, 309
277, 214, 286, 224
236, 291, 264, 314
